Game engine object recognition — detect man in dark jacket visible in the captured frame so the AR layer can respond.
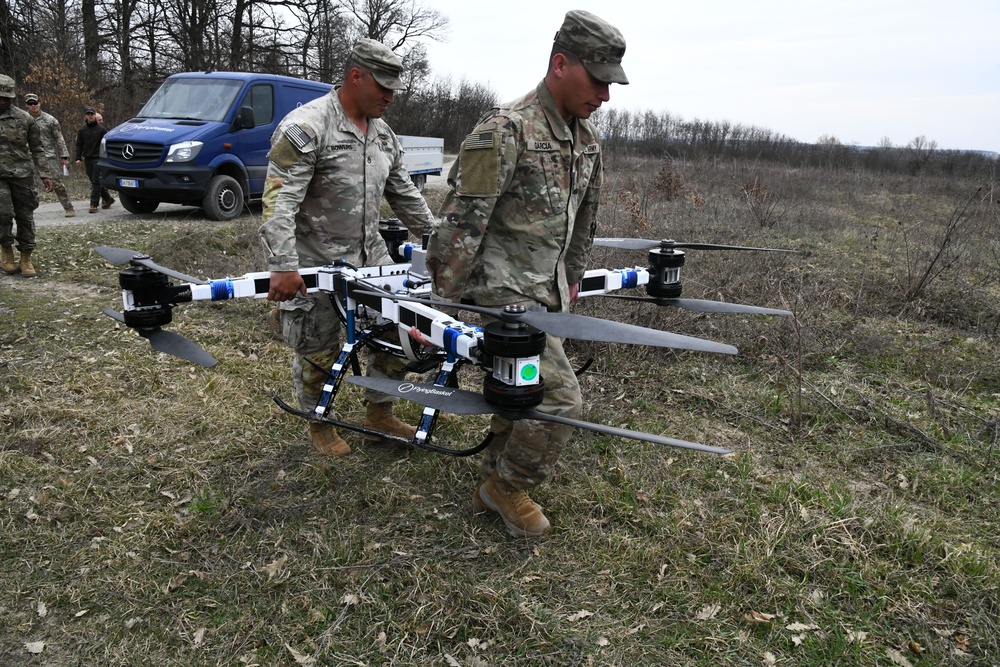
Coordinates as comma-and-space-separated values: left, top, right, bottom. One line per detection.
74, 106, 114, 213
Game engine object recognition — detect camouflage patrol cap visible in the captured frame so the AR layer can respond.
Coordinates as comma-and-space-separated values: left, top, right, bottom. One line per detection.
0, 74, 16, 98
351, 38, 405, 90
24, 93, 39, 103
554, 10, 628, 85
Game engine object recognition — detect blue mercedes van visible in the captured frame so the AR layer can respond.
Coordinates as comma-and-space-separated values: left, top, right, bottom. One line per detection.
98, 72, 332, 220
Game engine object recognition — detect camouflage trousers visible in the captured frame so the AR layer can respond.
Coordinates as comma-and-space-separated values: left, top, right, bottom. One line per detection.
35, 158, 73, 211
479, 304, 583, 490
0, 176, 39, 250
276, 292, 409, 412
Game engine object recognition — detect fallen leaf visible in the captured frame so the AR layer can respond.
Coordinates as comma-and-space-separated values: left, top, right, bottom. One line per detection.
785, 622, 819, 632
566, 610, 593, 622
695, 603, 721, 621
596, 637, 609, 646
909, 640, 924, 654
763, 652, 777, 666
36, 601, 47, 618
341, 593, 359, 606
193, 627, 206, 646
847, 630, 867, 644
444, 655, 461, 667
25, 641, 45, 654
744, 611, 777, 624
261, 555, 288, 582
791, 634, 806, 646
285, 644, 316, 666
886, 648, 913, 667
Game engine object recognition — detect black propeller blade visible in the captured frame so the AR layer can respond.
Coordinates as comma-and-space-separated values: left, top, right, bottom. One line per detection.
594, 238, 798, 253
100, 308, 218, 367
352, 284, 738, 355
346, 376, 732, 455
94, 245, 208, 285
597, 294, 792, 316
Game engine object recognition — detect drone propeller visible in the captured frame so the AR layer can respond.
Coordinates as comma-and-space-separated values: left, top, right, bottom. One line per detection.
100, 308, 218, 367
596, 293, 792, 316
594, 238, 798, 253
346, 376, 732, 455
94, 245, 208, 285
352, 284, 738, 355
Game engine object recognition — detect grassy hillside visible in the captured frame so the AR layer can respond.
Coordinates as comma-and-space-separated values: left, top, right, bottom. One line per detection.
2, 157, 998, 665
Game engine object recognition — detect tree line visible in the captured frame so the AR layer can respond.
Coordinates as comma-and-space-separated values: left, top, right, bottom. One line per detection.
2, 0, 993, 180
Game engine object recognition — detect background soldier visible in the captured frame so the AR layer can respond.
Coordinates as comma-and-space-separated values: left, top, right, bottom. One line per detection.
427, 10, 628, 537
0, 74, 52, 277
259, 39, 436, 456
23, 93, 75, 217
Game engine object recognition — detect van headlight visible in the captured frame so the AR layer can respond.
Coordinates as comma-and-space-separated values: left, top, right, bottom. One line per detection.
164, 141, 203, 163
99, 137, 106, 158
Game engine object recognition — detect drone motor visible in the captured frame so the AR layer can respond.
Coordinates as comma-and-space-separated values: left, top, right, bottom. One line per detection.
117, 265, 175, 328
481, 306, 547, 409
646, 247, 685, 299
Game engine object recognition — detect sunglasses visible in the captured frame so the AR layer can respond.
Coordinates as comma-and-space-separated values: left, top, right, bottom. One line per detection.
25, 101, 39, 105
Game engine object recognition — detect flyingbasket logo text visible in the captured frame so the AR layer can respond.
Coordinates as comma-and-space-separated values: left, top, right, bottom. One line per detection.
397, 383, 454, 397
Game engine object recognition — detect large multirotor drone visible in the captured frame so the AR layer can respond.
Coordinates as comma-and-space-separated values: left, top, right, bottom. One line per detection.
95, 223, 794, 458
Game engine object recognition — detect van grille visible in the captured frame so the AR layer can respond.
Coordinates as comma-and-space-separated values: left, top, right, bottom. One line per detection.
105, 141, 165, 164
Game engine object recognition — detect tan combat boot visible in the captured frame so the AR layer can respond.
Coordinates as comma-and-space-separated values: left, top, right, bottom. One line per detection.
308, 423, 351, 456
18, 250, 36, 277
64, 208, 76, 218
363, 401, 417, 440
477, 472, 551, 537
1, 245, 15, 274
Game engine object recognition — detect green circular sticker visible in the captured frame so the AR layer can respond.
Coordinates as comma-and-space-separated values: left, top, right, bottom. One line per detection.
520, 364, 538, 382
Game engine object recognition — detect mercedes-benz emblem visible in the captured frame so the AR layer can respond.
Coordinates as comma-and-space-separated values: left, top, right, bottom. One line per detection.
122, 144, 135, 160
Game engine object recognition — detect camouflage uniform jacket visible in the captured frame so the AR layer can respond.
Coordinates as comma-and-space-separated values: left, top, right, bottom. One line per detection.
0, 105, 50, 179
259, 88, 434, 271
31, 111, 70, 160
427, 81, 602, 311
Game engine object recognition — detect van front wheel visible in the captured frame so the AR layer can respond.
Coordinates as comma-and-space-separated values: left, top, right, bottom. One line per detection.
202, 175, 244, 220
119, 193, 159, 214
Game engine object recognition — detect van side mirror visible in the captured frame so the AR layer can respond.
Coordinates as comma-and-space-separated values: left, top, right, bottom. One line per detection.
235, 106, 256, 130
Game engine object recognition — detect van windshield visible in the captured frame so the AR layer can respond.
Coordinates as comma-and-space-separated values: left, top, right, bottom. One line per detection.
138, 78, 244, 122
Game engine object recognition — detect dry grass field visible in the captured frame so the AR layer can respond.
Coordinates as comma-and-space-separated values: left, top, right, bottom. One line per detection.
2, 156, 998, 665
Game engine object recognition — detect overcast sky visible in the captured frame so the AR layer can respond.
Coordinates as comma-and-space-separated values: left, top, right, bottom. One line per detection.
421, 0, 999, 152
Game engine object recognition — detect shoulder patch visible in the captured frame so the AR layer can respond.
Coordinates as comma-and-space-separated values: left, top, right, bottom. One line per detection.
583, 143, 600, 155
464, 131, 496, 150
283, 124, 315, 152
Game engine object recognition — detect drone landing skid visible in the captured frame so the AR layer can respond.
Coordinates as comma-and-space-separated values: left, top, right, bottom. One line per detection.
272, 394, 494, 457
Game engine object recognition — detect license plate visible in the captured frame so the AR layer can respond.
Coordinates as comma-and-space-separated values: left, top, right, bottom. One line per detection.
118, 178, 139, 188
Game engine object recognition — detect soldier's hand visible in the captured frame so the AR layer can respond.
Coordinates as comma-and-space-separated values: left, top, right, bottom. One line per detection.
41, 178, 53, 193
267, 271, 307, 301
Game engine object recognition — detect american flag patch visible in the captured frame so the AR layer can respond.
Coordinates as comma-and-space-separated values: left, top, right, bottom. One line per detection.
284, 124, 313, 150
464, 131, 494, 150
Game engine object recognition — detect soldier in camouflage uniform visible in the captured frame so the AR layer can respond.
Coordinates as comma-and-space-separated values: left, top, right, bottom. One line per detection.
426, 10, 628, 537
23, 93, 75, 217
260, 39, 436, 457
0, 75, 52, 278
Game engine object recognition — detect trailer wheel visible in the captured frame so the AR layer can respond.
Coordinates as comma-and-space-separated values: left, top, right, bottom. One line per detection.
119, 193, 159, 214
410, 173, 426, 192
202, 175, 244, 220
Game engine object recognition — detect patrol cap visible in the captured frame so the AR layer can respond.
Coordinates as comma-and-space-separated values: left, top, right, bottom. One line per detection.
554, 10, 628, 85
0, 74, 16, 99
351, 38, 405, 90
84, 105, 96, 114
24, 93, 39, 104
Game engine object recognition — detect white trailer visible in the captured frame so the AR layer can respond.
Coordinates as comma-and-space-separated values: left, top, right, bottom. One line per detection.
398, 135, 444, 191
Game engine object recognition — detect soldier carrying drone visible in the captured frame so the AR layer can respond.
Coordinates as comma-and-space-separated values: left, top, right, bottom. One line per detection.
425, 10, 632, 538
259, 38, 436, 457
